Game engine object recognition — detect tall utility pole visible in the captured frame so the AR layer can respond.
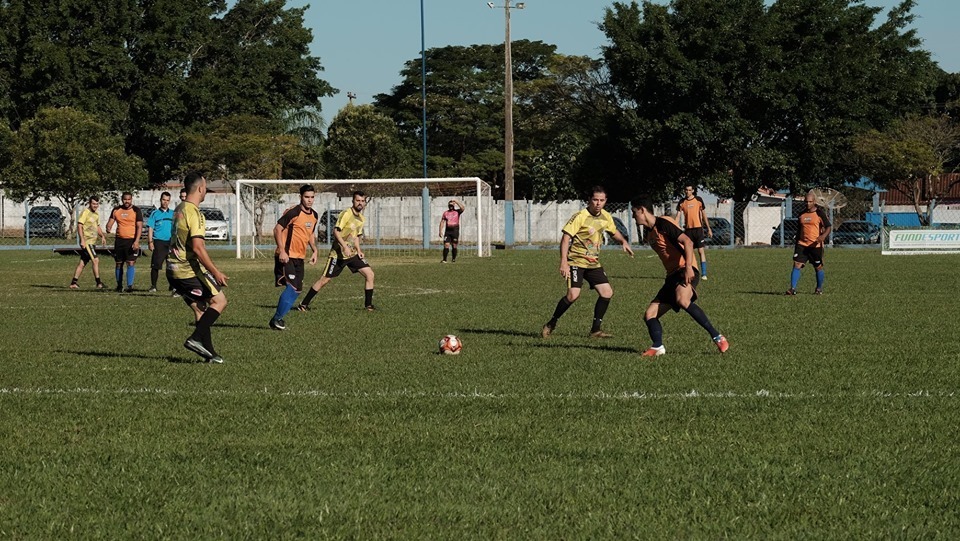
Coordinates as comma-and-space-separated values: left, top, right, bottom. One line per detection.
488, 1, 524, 246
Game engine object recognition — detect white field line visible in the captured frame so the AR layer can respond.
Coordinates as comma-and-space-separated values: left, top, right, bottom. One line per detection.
0, 388, 955, 399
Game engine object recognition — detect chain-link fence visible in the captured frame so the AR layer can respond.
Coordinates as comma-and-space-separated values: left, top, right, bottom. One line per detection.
4, 190, 960, 250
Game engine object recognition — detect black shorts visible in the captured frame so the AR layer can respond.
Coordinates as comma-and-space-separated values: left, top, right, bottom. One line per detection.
79, 244, 98, 264
323, 254, 369, 279
568, 266, 609, 290
652, 268, 700, 312
113, 238, 139, 263
443, 226, 460, 244
171, 273, 222, 305
793, 243, 824, 266
151, 239, 170, 270
279, 258, 306, 291
685, 228, 706, 248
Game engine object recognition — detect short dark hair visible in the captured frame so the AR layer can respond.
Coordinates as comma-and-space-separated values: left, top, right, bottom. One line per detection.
630, 196, 655, 213
179, 188, 187, 195
588, 185, 606, 199
352, 190, 365, 199
300, 184, 315, 196
160, 191, 171, 199
88, 195, 99, 203
684, 183, 697, 195
121, 191, 133, 199
183, 171, 205, 194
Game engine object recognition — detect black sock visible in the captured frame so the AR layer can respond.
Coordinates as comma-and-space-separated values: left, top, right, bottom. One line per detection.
191, 308, 222, 353
301, 287, 319, 306
364, 288, 374, 307
150, 269, 159, 288
451, 247, 458, 261
645, 317, 664, 347
95, 276, 102, 285
591, 297, 611, 332
442, 247, 449, 261
71, 277, 78, 285
550, 297, 573, 325
684, 303, 719, 338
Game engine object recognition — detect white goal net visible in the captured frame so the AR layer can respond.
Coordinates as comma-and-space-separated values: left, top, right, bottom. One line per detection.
233, 178, 493, 259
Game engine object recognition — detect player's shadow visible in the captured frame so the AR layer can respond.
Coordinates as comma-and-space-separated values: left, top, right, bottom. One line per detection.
458, 327, 541, 339
532, 342, 638, 354
60, 349, 191, 363
742, 290, 791, 296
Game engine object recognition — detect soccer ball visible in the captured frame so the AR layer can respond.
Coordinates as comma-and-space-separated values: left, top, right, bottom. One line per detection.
438, 334, 462, 355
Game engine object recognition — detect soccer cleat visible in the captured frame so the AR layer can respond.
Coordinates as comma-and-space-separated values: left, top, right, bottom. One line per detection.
714, 335, 730, 353
124, 287, 134, 293
785, 288, 797, 296
96, 283, 105, 289
701, 275, 708, 281
814, 288, 823, 295
115, 285, 123, 293
541, 322, 555, 338
269, 318, 286, 331
441, 260, 447, 264
171, 290, 181, 298
365, 305, 376, 312
207, 356, 225, 364
589, 330, 613, 339
148, 287, 157, 293
296, 303, 311, 312
641, 345, 666, 357
183, 338, 215, 360
69, 283, 79, 290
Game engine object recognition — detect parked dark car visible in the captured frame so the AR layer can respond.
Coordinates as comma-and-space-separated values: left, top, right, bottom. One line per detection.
770, 218, 799, 246
832, 220, 881, 245
704, 217, 733, 246
140, 205, 156, 238
25, 206, 65, 238
604, 217, 632, 244
317, 209, 342, 242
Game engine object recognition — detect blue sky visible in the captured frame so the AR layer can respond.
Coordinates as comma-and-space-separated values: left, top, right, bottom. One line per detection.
285, 0, 959, 121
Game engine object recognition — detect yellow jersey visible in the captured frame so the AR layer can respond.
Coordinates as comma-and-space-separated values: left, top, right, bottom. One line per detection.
166, 202, 208, 280
77, 208, 100, 246
329, 208, 365, 258
562, 209, 617, 269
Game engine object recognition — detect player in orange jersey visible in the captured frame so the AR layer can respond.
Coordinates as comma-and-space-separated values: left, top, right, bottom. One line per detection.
632, 198, 728, 357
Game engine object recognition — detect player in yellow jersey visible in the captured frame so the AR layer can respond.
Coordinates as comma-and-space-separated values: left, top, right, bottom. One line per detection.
632, 198, 728, 357
541, 186, 633, 338
167, 171, 229, 363
70, 196, 108, 289
297, 191, 376, 311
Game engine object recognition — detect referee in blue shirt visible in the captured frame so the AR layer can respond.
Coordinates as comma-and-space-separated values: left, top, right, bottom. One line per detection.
146, 191, 175, 293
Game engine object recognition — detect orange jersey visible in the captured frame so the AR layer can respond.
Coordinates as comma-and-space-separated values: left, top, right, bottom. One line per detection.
110, 206, 143, 240
676, 196, 706, 229
277, 205, 318, 259
796, 207, 831, 247
646, 216, 691, 275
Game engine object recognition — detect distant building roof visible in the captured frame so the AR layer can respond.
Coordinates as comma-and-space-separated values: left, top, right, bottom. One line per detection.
880, 173, 960, 205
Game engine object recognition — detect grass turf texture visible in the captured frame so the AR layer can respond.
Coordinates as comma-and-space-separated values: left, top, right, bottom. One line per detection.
1, 248, 958, 538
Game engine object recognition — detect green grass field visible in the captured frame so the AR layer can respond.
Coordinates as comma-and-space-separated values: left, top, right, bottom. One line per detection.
1, 247, 958, 538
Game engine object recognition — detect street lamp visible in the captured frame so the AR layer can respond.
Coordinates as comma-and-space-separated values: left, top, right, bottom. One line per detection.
487, 1, 524, 247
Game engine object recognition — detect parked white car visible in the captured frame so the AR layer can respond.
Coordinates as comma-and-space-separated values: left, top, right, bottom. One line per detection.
200, 207, 229, 240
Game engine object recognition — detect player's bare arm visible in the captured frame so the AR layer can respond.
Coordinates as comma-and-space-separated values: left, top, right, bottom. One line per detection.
133, 220, 143, 250
273, 223, 289, 263
559, 232, 573, 278
308, 234, 318, 265
105, 215, 115, 235
354, 236, 364, 260
439, 217, 446, 238
678, 233, 696, 284
701, 209, 712, 237
189, 236, 228, 286
611, 231, 634, 257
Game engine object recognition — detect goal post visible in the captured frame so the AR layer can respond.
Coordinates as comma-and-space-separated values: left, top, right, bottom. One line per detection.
233, 177, 493, 259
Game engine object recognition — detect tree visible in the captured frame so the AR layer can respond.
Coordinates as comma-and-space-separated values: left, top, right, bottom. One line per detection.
598, 0, 938, 206
181, 114, 307, 242
2, 107, 147, 238
323, 104, 413, 180
853, 115, 960, 224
